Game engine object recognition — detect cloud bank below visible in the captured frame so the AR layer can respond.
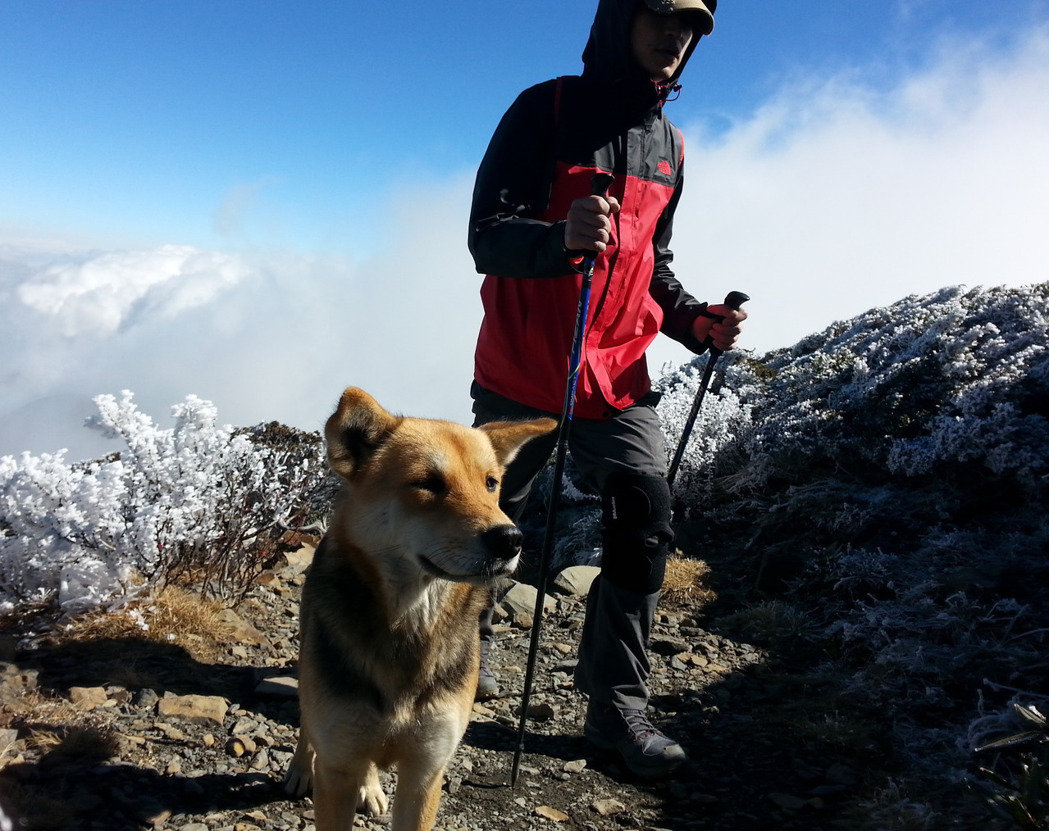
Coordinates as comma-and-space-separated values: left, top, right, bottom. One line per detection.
2, 27, 1047, 459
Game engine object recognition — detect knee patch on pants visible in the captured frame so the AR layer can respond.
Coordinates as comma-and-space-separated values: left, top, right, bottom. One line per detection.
600, 471, 674, 594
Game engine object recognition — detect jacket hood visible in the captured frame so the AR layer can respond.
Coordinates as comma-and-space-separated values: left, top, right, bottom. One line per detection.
582, 0, 715, 100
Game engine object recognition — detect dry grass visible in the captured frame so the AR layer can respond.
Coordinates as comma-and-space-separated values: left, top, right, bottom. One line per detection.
662, 554, 716, 607
57, 585, 232, 662
24, 723, 119, 764
0, 688, 81, 733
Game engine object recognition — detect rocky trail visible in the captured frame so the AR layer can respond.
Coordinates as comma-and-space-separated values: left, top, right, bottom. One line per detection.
0, 544, 878, 831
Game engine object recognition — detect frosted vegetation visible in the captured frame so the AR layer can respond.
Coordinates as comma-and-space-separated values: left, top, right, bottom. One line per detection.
658, 282, 1048, 826
0, 282, 1046, 825
0, 392, 329, 613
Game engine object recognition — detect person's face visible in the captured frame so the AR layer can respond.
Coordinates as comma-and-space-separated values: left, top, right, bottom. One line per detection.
630, 8, 694, 81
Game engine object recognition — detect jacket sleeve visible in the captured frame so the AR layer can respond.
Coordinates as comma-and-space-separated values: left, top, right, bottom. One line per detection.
649, 169, 711, 355
468, 81, 574, 280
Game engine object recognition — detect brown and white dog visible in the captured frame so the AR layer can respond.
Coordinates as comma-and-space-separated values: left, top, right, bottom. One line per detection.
285, 387, 555, 831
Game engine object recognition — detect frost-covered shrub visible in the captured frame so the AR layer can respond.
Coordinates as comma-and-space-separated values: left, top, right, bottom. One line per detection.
0, 391, 327, 612
651, 283, 1049, 826
656, 353, 758, 502
718, 284, 1049, 494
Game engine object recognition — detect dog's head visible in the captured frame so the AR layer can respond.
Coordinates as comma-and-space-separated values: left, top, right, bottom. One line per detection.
324, 387, 556, 585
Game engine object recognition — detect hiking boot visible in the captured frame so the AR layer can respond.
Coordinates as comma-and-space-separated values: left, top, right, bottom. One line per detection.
476, 638, 500, 701
583, 701, 687, 779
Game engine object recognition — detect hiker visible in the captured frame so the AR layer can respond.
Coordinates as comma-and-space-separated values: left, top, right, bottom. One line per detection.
468, 0, 746, 779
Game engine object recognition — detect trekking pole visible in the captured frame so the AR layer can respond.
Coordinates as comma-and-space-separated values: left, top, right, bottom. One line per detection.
666, 291, 750, 489
510, 172, 615, 788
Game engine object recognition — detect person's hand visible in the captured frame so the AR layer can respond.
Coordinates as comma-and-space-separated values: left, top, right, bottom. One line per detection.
692, 303, 748, 352
565, 194, 621, 253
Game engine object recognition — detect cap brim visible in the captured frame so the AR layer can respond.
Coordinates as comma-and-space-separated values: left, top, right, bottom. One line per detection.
642, 0, 715, 36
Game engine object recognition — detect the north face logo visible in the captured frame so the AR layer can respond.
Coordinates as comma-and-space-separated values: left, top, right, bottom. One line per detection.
657, 160, 672, 176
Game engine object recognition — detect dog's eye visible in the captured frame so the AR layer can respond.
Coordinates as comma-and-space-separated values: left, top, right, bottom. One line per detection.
411, 473, 447, 496
485, 476, 499, 493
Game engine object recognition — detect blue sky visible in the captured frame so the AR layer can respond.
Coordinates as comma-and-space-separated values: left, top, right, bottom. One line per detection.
2, 0, 1048, 458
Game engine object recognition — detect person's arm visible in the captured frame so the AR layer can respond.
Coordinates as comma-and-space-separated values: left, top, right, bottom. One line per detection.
469, 81, 572, 280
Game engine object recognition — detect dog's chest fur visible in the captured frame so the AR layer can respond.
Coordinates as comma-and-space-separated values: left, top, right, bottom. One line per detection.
301, 537, 484, 717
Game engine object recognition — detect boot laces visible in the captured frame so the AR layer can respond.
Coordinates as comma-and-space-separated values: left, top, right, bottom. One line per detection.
621, 708, 660, 742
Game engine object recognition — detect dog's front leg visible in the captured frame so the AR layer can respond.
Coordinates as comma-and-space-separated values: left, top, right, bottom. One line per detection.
390, 756, 447, 831
313, 759, 368, 831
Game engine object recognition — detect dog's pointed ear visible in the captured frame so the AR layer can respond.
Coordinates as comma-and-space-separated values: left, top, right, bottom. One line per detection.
325, 387, 402, 480
479, 418, 558, 467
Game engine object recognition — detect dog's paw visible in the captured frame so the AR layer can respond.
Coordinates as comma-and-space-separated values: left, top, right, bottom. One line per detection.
285, 738, 315, 797
359, 765, 389, 816
284, 760, 313, 797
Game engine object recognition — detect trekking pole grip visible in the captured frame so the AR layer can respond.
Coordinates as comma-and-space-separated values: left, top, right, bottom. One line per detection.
591, 171, 614, 198
724, 290, 750, 311
708, 290, 750, 357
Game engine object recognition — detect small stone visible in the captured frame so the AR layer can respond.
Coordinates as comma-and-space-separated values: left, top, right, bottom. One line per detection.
254, 676, 298, 698
134, 688, 160, 708
156, 694, 229, 725
535, 805, 569, 822
250, 748, 270, 770
155, 722, 187, 741
552, 566, 600, 597
69, 686, 108, 710
225, 737, 257, 757
670, 654, 691, 671
526, 702, 557, 721
650, 635, 690, 656
563, 759, 587, 774
502, 583, 555, 621
592, 798, 626, 816
215, 609, 271, 646
231, 716, 257, 735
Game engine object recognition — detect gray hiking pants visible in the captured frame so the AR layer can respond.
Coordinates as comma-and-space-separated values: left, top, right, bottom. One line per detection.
471, 383, 673, 712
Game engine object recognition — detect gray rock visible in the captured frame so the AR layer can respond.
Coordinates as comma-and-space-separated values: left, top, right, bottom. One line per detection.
501, 583, 555, 620
552, 566, 600, 597
254, 675, 298, 698
156, 694, 229, 726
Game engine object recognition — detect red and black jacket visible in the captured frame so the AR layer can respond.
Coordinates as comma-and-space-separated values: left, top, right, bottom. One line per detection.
470, 0, 712, 418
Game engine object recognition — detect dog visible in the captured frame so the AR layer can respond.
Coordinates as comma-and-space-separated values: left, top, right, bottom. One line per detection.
285, 387, 555, 831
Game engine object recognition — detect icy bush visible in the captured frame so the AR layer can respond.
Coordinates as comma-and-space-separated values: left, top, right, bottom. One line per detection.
652, 283, 1048, 826
0, 391, 327, 613
656, 354, 758, 501
718, 283, 1048, 495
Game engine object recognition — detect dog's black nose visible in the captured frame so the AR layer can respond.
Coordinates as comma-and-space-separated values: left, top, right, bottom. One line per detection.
482, 525, 522, 561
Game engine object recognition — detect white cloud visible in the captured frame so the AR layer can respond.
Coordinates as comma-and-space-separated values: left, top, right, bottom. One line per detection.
0, 178, 481, 460
650, 25, 1049, 372
15, 245, 249, 337
2, 27, 1047, 459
